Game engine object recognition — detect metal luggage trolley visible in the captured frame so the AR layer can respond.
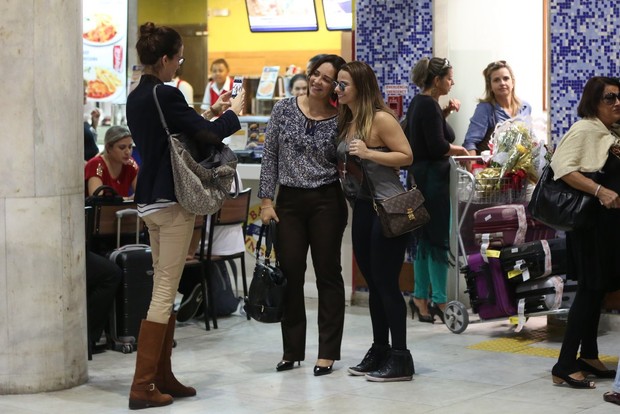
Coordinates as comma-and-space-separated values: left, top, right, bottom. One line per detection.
444, 156, 569, 334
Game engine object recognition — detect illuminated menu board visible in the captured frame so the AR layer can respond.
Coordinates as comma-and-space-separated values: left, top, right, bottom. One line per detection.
322, 0, 352, 31
83, 0, 128, 103
245, 0, 318, 32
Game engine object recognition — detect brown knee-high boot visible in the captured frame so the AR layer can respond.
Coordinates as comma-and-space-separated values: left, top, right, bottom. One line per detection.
154, 314, 196, 397
129, 320, 173, 410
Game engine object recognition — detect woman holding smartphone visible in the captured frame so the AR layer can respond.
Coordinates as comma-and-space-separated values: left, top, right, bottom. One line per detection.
125, 22, 243, 409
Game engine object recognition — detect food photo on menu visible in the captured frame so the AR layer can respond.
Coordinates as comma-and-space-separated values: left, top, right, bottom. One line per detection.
84, 66, 122, 100
83, 13, 118, 44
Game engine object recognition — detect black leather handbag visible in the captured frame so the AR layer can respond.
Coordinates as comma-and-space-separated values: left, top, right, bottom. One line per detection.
527, 164, 599, 232
244, 220, 287, 323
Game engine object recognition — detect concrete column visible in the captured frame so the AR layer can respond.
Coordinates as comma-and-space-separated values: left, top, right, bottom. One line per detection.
0, 1, 87, 393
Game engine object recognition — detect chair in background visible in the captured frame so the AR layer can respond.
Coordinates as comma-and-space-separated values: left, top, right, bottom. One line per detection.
181, 252, 217, 331
87, 200, 143, 255
197, 188, 252, 330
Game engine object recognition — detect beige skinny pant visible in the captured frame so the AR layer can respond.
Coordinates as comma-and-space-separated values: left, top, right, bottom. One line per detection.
143, 204, 195, 323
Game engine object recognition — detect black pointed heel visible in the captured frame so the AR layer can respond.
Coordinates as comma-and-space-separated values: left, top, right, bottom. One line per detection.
408, 297, 416, 320
276, 360, 300, 372
551, 365, 596, 389
429, 302, 446, 324
577, 358, 617, 379
418, 314, 434, 323
313, 364, 333, 376
409, 297, 434, 324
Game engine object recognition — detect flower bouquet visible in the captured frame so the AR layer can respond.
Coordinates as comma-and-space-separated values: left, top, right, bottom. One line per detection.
473, 116, 545, 201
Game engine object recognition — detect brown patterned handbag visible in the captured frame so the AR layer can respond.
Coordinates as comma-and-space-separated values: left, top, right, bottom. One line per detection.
362, 160, 430, 238
153, 85, 239, 216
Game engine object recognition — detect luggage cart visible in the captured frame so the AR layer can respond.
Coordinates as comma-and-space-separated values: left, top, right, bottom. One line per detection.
445, 156, 569, 334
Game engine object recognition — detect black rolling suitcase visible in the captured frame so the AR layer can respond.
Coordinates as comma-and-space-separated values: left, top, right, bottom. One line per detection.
107, 208, 153, 353
515, 275, 578, 314
500, 238, 567, 284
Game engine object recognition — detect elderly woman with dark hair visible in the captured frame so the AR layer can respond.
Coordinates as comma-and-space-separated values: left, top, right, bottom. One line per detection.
550, 76, 620, 389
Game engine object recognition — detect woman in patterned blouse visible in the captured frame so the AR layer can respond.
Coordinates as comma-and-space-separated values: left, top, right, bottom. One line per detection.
259, 54, 348, 377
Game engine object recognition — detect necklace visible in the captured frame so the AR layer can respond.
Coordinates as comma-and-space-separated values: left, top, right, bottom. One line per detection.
340, 142, 349, 180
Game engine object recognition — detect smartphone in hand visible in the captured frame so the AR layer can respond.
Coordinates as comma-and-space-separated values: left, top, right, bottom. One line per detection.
231, 76, 244, 98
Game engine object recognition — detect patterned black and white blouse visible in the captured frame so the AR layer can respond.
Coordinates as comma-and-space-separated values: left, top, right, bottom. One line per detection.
258, 97, 339, 199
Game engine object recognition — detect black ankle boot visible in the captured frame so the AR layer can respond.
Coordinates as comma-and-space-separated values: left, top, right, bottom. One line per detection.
348, 344, 391, 376
365, 349, 414, 382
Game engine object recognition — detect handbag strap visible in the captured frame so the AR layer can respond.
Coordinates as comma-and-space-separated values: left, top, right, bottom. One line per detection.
152, 84, 172, 138
255, 219, 279, 265
359, 160, 379, 212
361, 159, 412, 213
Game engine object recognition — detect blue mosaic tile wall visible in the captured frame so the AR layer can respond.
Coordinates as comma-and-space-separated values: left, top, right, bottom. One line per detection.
354, 0, 433, 112
550, 0, 620, 144
354, 0, 620, 143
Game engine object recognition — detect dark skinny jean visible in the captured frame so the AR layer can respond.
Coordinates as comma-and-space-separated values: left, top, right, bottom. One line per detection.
352, 199, 409, 350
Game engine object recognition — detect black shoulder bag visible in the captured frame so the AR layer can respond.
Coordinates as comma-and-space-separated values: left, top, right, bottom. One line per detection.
527, 164, 599, 231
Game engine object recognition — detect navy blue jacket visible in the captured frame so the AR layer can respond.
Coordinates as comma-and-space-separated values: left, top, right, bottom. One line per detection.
126, 74, 240, 204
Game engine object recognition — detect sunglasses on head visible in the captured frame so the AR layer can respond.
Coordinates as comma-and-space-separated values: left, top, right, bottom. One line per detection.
485, 60, 507, 73
602, 92, 620, 105
430, 58, 451, 77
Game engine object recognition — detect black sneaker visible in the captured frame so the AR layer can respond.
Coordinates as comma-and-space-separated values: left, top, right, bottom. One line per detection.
176, 284, 203, 322
365, 349, 415, 382
348, 344, 391, 376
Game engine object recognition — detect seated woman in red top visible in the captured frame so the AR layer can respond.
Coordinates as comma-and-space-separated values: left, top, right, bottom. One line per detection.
84, 125, 139, 197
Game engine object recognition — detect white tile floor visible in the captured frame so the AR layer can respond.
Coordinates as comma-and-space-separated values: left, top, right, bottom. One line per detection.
1, 299, 618, 414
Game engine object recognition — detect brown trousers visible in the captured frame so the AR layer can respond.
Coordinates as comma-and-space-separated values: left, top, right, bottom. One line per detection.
275, 182, 348, 361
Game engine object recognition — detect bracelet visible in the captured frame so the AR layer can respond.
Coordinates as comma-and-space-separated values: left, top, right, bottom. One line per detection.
594, 184, 602, 197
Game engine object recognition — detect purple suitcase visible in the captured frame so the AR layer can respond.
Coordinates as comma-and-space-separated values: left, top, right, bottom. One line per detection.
473, 204, 556, 248
464, 253, 517, 319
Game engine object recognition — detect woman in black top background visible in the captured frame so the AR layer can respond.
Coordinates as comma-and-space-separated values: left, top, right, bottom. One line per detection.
125, 22, 243, 410
406, 57, 468, 324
